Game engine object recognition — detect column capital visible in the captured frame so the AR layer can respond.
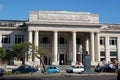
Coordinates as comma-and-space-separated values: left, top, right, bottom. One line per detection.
53, 31, 58, 32
72, 31, 77, 33
90, 32, 94, 34
34, 30, 39, 32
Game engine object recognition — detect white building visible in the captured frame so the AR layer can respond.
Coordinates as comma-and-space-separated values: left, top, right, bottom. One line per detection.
0, 11, 120, 66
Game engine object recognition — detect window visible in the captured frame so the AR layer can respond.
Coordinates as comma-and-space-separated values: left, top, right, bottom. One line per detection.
40, 37, 50, 44
100, 51, 105, 56
100, 37, 105, 45
100, 58, 105, 61
110, 51, 117, 56
2, 35, 10, 44
109, 37, 117, 45
77, 38, 81, 44
15, 35, 24, 43
110, 58, 117, 62
59, 37, 67, 44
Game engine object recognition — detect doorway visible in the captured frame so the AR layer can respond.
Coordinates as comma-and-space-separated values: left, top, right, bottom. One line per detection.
59, 54, 64, 65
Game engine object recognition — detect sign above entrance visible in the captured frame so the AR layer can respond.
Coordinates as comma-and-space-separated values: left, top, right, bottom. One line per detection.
29, 11, 99, 24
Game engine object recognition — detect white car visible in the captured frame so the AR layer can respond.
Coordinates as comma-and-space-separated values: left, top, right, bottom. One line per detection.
66, 65, 84, 73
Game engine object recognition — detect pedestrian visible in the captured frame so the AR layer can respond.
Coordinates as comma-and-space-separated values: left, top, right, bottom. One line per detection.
61, 60, 63, 65
79, 62, 83, 66
95, 63, 101, 72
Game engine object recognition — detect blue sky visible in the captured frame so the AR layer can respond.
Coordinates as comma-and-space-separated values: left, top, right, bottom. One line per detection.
0, 0, 120, 24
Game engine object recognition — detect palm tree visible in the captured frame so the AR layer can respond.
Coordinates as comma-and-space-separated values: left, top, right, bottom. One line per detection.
11, 42, 32, 64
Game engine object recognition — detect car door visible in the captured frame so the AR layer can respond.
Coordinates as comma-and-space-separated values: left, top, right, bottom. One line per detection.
47, 66, 54, 73
73, 66, 80, 73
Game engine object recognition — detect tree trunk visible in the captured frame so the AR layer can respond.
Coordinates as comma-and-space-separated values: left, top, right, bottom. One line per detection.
35, 55, 46, 72
40, 57, 46, 72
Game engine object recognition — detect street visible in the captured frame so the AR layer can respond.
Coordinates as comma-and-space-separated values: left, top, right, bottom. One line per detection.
0, 72, 117, 80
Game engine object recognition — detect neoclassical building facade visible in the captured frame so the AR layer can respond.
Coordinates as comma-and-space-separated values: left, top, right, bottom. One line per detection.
0, 11, 120, 66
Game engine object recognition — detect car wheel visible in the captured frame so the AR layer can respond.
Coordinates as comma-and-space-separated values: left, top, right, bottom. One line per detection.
79, 71, 84, 74
70, 70, 73, 73
68, 70, 73, 73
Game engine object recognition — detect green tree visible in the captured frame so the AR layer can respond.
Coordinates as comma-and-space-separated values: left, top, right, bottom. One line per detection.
0, 47, 6, 64
11, 42, 48, 72
11, 42, 32, 64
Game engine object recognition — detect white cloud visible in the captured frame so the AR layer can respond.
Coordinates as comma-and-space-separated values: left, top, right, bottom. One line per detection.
0, 4, 3, 11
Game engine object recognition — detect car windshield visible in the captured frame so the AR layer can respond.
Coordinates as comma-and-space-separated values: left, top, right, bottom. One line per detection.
18, 66, 24, 69
47, 66, 58, 69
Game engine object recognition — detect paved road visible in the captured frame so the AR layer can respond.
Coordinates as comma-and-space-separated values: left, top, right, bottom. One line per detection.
0, 72, 117, 80
0, 75, 117, 80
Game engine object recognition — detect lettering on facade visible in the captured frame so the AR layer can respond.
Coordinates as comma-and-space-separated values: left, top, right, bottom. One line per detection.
38, 14, 90, 21
29, 11, 99, 23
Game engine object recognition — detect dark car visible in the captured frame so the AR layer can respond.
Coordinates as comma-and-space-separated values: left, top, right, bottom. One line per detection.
117, 69, 120, 80
94, 64, 117, 72
0, 67, 5, 75
94, 66, 102, 72
41, 65, 60, 73
12, 65, 37, 74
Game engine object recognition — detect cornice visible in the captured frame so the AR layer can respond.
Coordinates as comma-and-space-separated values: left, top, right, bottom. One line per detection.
26, 21, 102, 27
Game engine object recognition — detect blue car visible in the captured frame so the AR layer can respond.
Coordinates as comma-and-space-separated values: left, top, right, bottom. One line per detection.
12, 65, 37, 74
41, 65, 60, 73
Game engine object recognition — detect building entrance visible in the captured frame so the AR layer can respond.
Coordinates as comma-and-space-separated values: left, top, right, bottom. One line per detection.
59, 54, 64, 65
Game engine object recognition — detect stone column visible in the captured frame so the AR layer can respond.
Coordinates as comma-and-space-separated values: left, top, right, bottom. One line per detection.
117, 37, 120, 62
28, 31, 32, 44
105, 36, 110, 62
0, 34, 2, 47
90, 32, 95, 62
28, 31, 33, 62
52, 31, 59, 65
96, 33, 100, 62
34, 31, 39, 62
71, 31, 76, 65
86, 36, 89, 54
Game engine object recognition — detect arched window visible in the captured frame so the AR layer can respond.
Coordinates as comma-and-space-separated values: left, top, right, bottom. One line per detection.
59, 37, 67, 44
41, 37, 50, 44
77, 37, 81, 44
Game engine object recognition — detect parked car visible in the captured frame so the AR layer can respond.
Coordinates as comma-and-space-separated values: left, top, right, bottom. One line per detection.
94, 64, 117, 72
0, 67, 5, 75
94, 66, 102, 72
12, 65, 37, 74
66, 65, 84, 73
41, 65, 60, 73
117, 69, 120, 80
